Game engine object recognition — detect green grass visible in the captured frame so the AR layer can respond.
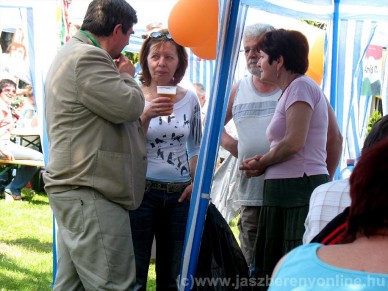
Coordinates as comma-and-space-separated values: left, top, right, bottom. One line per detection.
229, 215, 240, 242
0, 189, 239, 291
0, 189, 53, 291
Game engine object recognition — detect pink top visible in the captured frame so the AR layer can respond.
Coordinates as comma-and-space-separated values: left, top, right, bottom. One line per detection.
265, 76, 328, 179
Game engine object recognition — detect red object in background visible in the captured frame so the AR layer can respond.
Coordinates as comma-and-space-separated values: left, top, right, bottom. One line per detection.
11, 109, 20, 120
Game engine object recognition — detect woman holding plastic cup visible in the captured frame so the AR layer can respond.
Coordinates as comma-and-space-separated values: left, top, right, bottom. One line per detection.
129, 29, 202, 290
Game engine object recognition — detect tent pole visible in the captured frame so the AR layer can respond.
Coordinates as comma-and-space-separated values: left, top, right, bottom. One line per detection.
178, 0, 243, 290
330, 0, 342, 179
330, 0, 341, 126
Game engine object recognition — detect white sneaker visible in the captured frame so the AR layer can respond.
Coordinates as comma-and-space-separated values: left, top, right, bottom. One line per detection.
4, 190, 22, 201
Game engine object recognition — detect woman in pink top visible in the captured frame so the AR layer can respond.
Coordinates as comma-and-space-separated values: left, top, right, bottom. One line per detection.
240, 29, 331, 287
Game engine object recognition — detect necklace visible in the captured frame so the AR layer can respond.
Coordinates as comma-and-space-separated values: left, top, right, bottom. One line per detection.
278, 74, 302, 100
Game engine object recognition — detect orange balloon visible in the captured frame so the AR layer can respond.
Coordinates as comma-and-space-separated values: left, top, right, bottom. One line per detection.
190, 34, 217, 60
306, 70, 322, 86
306, 32, 324, 85
168, 0, 218, 47
191, 45, 216, 60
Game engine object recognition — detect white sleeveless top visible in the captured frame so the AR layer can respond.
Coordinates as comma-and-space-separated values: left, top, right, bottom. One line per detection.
232, 75, 280, 206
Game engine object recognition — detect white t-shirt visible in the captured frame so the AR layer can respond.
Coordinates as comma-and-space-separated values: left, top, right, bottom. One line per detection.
145, 90, 202, 183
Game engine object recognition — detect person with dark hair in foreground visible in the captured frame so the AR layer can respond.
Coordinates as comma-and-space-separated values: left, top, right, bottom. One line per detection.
268, 138, 388, 290
44, 0, 146, 289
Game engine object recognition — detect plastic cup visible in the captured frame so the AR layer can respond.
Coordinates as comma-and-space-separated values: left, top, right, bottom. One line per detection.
157, 86, 176, 115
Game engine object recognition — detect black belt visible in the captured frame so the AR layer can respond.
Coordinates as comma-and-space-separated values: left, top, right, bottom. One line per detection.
145, 180, 191, 193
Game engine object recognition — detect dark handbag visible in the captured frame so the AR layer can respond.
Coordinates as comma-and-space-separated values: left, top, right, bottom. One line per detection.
193, 203, 249, 290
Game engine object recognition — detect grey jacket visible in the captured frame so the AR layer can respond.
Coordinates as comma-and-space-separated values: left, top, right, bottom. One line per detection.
43, 31, 147, 210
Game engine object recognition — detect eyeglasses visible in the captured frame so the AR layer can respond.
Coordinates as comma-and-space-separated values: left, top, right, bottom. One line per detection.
242, 47, 259, 55
149, 31, 173, 40
2, 88, 16, 94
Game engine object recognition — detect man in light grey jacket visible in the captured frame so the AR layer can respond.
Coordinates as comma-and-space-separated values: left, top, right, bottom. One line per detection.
44, 0, 147, 289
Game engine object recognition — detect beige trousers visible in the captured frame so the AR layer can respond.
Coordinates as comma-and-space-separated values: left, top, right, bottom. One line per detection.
49, 187, 136, 290
238, 205, 261, 266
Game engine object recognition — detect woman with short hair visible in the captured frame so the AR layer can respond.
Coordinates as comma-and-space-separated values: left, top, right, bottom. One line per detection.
240, 29, 330, 284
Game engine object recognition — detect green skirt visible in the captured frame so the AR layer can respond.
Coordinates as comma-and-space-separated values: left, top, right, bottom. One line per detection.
252, 174, 329, 282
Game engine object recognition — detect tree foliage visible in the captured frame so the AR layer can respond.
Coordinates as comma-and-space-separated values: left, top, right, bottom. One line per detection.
301, 20, 327, 30
367, 110, 382, 133
123, 51, 139, 66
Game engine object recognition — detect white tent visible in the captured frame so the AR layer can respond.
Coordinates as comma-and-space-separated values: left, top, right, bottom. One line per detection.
0, 0, 58, 156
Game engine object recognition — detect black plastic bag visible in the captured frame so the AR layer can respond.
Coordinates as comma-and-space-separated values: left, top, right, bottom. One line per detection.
193, 203, 249, 290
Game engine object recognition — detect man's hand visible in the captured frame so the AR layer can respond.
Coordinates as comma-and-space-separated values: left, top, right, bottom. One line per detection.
115, 54, 136, 77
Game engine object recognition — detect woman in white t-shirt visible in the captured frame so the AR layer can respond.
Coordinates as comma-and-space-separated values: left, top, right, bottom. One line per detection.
129, 29, 202, 291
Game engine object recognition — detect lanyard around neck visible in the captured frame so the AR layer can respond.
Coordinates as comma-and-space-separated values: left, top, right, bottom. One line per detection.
80, 30, 102, 48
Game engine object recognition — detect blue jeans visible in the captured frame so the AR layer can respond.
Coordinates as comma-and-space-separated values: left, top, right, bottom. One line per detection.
1, 141, 43, 196
0, 170, 11, 193
129, 189, 190, 291
5, 166, 39, 196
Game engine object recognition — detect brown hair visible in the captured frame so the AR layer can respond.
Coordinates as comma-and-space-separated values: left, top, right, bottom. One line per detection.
362, 115, 388, 155
258, 29, 309, 74
139, 29, 188, 86
0, 79, 17, 93
344, 139, 388, 242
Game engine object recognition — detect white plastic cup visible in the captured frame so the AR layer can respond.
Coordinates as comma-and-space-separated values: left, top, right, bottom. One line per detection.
157, 86, 176, 115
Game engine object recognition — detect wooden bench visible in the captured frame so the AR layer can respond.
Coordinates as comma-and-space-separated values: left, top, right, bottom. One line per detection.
0, 159, 45, 168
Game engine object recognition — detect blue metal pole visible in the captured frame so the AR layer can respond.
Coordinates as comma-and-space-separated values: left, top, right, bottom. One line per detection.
330, 0, 341, 122
330, 0, 342, 179
178, 0, 242, 290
